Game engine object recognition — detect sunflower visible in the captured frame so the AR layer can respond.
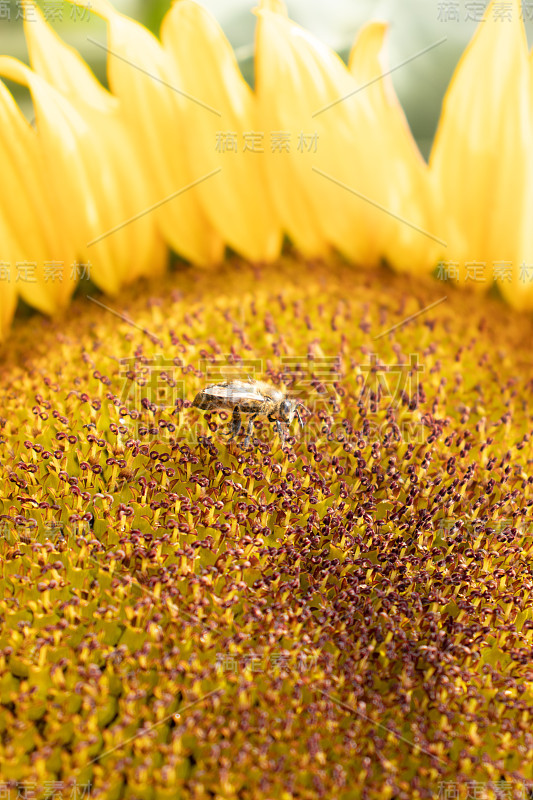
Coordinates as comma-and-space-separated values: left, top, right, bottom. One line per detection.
0, 1, 532, 798
1, 0, 533, 335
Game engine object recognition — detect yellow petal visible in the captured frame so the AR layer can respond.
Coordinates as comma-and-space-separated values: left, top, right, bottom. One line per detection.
161, 0, 281, 263
0, 212, 19, 340
429, 0, 530, 295
72, 0, 224, 267
22, 0, 109, 111
348, 23, 442, 273
511, 48, 533, 311
254, 4, 337, 258
255, 2, 428, 267
0, 73, 78, 316
0, 57, 129, 298
22, 1, 167, 291
259, 0, 288, 14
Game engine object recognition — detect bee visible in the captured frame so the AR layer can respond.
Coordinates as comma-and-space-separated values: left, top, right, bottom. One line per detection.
192, 380, 304, 448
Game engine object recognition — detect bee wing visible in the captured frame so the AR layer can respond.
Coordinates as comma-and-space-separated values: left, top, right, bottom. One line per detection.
203, 384, 232, 397
224, 387, 264, 404
193, 381, 264, 412
192, 383, 229, 409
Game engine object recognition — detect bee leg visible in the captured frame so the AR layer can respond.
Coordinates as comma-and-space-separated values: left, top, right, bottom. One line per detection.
227, 407, 242, 441
243, 413, 258, 449
274, 420, 285, 447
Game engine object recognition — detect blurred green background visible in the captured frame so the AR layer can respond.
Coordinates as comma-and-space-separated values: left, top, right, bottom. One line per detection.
1, 0, 532, 159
